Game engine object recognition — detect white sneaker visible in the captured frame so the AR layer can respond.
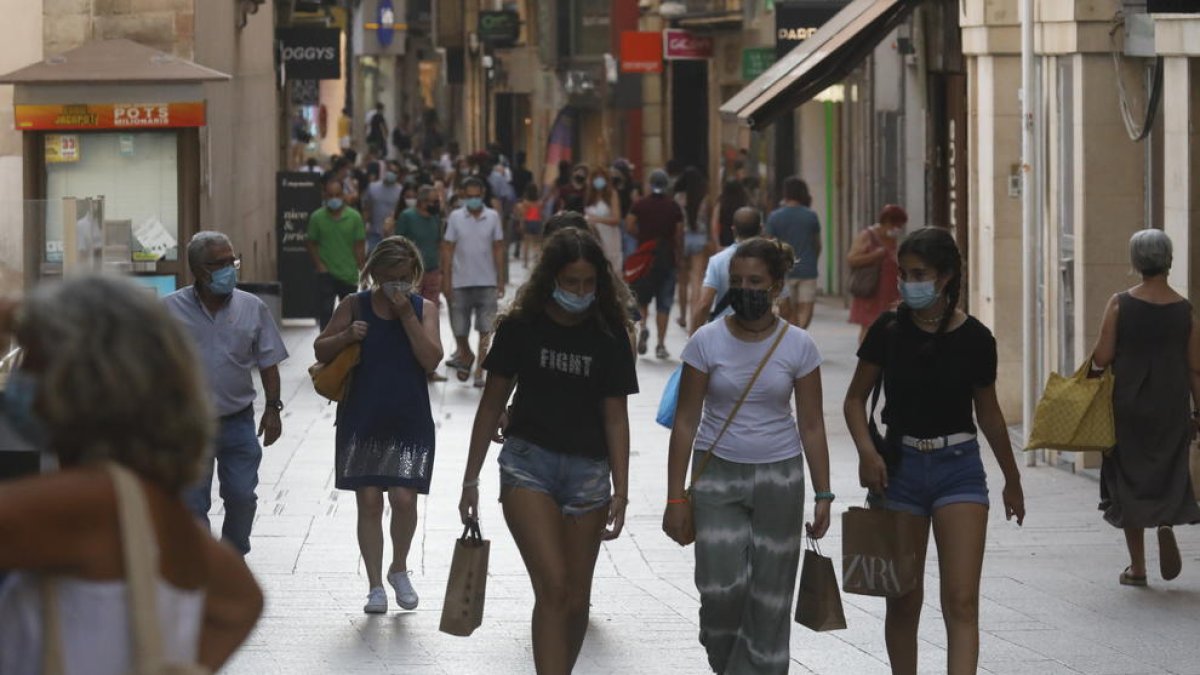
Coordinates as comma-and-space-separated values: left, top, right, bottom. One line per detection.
363, 586, 388, 614
388, 571, 419, 610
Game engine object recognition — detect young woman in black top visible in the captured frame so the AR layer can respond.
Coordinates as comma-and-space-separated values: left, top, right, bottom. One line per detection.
843, 227, 1025, 675
458, 226, 638, 674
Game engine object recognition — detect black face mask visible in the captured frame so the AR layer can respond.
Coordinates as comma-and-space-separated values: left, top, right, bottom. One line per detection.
728, 288, 773, 322
428, 202, 441, 216
572, 174, 586, 186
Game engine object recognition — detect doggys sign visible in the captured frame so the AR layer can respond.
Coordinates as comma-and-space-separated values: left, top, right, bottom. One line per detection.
277, 27, 342, 80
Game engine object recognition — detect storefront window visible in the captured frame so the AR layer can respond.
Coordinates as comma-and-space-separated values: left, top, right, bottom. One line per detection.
44, 131, 179, 263
573, 0, 610, 57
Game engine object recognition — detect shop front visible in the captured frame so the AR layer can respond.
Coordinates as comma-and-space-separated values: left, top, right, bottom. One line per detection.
0, 39, 229, 292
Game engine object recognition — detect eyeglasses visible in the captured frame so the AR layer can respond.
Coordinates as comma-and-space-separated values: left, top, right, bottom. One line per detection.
203, 255, 242, 271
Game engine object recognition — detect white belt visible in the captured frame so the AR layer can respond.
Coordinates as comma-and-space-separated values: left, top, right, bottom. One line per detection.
900, 433, 976, 453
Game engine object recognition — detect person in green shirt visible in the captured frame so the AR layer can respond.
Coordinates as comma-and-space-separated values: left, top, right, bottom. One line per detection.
394, 185, 444, 307
307, 178, 366, 329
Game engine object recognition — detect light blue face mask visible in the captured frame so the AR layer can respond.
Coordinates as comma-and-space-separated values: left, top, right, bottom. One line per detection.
384, 171, 398, 184
4, 369, 45, 446
900, 280, 939, 309
552, 285, 596, 314
592, 177, 607, 190
465, 196, 484, 211
207, 265, 238, 296
327, 197, 345, 211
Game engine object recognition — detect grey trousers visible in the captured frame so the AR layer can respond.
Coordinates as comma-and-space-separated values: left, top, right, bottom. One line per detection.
691, 452, 806, 675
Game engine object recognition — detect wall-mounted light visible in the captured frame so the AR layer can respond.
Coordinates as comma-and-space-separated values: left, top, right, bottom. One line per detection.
468, 32, 481, 55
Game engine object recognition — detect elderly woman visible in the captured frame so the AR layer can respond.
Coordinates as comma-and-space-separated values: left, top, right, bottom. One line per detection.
1092, 229, 1200, 586
0, 275, 263, 673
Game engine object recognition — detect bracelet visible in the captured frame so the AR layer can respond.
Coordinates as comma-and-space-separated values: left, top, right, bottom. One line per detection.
666, 498, 688, 505
814, 491, 835, 502
612, 494, 629, 503
462, 478, 480, 488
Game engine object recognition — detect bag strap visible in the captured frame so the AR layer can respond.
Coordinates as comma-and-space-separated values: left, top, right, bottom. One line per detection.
105, 463, 168, 673
690, 322, 788, 486
708, 291, 732, 323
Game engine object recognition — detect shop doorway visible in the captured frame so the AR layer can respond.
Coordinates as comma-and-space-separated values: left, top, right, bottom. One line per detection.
671, 60, 708, 173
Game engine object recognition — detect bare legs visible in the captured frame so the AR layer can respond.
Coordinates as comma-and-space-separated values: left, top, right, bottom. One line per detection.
884, 504, 987, 675
1124, 527, 1147, 577
502, 487, 607, 675
355, 487, 420, 589
452, 331, 492, 381
783, 300, 815, 329
685, 253, 708, 333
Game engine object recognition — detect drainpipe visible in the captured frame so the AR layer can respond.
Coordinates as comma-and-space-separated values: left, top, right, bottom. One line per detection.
1021, 0, 1038, 465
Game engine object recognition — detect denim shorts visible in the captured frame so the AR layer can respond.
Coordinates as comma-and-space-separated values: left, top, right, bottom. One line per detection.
684, 231, 708, 257
450, 286, 498, 337
885, 438, 989, 517
498, 436, 611, 516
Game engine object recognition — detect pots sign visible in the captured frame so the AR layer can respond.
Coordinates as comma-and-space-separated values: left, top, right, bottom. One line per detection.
277, 27, 341, 80
663, 29, 713, 61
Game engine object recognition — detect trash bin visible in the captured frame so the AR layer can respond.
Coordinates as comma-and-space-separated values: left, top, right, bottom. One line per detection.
237, 281, 283, 328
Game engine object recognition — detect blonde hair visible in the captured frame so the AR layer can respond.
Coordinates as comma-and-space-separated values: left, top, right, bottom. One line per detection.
360, 236, 425, 288
17, 274, 213, 494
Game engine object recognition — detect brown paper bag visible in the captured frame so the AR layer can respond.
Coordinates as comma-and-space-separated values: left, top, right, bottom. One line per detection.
439, 520, 490, 636
841, 506, 928, 598
795, 539, 847, 631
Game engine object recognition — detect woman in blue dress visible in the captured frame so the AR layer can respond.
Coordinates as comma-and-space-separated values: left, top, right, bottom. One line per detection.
314, 236, 443, 614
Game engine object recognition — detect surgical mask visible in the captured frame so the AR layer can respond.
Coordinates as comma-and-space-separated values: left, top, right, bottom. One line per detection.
900, 280, 939, 309
592, 177, 607, 190
728, 288, 773, 322
4, 370, 45, 447
883, 226, 900, 238
207, 265, 238, 296
326, 197, 344, 211
382, 280, 412, 298
405, 198, 417, 209
552, 285, 596, 314
384, 171, 398, 184
465, 196, 484, 211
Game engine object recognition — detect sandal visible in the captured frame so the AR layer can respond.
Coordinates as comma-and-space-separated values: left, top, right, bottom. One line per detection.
1119, 567, 1148, 587
445, 353, 475, 382
1159, 525, 1182, 581
655, 344, 670, 360
637, 328, 649, 356
473, 372, 486, 389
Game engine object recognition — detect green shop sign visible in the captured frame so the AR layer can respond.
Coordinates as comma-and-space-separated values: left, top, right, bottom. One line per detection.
478, 10, 520, 47
742, 46, 775, 81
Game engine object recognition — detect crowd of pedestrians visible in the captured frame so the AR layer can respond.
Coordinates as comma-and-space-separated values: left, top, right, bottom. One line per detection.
0, 128, 1197, 675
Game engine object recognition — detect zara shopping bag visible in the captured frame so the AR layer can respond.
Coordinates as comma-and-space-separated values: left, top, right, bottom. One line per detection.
439, 519, 490, 636
841, 506, 927, 598
795, 537, 847, 632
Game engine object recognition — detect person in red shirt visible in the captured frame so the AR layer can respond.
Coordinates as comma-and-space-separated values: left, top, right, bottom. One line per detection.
626, 170, 684, 359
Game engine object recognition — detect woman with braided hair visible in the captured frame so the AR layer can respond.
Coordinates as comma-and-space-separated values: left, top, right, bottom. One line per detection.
843, 227, 1025, 675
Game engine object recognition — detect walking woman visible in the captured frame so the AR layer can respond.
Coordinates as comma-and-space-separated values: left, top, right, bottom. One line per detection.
0, 275, 263, 672
676, 166, 711, 330
583, 165, 624, 272
1092, 229, 1200, 586
710, 179, 749, 251
663, 238, 833, 675
847, 205, 907, 345
458, 227, 638, 674
843, 227, 1025, 675
314, 236, 443, 614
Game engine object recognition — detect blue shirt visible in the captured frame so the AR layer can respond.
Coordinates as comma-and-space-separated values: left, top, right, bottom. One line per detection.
163, 287, 289, 417
702, 245, 739, 319
766, 205, 821, 279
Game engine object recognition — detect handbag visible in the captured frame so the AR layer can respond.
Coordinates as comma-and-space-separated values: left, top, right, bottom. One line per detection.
308, 294, 362, 402
40, 464, 211, 674
795, 537, 847, 632
656, 291, 734, 430
848, 229, 882, 299
1025, 358, 1115, 452
439, 518, 491, 637
677, 323, 789, 546
841, 505, 927, 598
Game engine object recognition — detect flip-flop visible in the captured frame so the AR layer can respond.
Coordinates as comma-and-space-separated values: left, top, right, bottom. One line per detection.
1159, 525, 1182, 581
445, 354, 474, 382
1119, 567, 1148, 587
637, 328, 649, 356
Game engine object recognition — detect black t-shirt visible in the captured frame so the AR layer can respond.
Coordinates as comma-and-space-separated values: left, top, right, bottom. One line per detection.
857, 311, 997, 438
484, 312, 639, 459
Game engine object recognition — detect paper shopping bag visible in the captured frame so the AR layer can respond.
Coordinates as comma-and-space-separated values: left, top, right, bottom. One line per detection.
439, 519, 490, 636
795, 539, 847, 631
841, 506, 928, 598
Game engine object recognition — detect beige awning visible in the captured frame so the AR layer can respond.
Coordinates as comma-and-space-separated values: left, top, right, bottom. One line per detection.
719, 0, 920, 130
0, 39, 230, 85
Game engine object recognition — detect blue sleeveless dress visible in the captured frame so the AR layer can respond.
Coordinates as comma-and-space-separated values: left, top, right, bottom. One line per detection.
335, 291, 435, 492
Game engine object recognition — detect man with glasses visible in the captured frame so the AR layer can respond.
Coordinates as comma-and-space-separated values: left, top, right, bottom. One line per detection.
164, 231, 289, 556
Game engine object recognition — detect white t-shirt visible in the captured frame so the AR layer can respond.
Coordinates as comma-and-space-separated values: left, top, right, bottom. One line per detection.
681, 319, 822, 464
702, 244, 739, 318
445, 206, 505, 288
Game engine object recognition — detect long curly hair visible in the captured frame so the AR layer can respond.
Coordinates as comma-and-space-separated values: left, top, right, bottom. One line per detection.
501, 226, 630, 335
897, 226, 962, 336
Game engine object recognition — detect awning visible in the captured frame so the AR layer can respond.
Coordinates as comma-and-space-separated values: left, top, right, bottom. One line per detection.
719, 0, 921, 130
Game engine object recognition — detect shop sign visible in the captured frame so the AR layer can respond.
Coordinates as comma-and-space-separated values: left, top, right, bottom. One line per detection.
620, 31, 663, 73
1147, 0, 1200, 11
663, 29, 714, 60
775, 2, 847, 58
44, 134, 80, 163
742, 46, 775, 81
15, 102, 206, 131
478, 10, 520, 47
277, 172, 324, 319
277, 27, 342, 80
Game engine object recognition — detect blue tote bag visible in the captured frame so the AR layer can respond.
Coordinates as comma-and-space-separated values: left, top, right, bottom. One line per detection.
656, 365, 682, 428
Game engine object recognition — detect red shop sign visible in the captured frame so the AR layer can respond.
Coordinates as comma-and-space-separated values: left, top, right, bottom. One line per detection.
621, 31, 663, 73
663, 29, 713, 60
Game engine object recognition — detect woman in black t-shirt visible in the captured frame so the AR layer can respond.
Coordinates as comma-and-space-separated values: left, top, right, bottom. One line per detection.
458, 226, 638, 673
843, 227, 1025, 675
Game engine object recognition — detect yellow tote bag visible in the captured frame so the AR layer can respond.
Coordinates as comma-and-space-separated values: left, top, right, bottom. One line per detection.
1025, 360, 1115, 453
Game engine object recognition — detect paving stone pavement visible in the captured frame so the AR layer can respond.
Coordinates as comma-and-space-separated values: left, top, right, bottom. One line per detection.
215, 286, 1200, 675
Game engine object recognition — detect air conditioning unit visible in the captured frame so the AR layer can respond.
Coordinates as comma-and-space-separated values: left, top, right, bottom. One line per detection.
1121, 1, 1157, 57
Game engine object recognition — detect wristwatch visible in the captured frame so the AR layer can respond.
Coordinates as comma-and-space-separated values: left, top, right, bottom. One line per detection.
265, 400, 284, 412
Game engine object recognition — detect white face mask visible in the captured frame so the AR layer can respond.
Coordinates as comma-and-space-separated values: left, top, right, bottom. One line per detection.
382, 280, 412, 298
